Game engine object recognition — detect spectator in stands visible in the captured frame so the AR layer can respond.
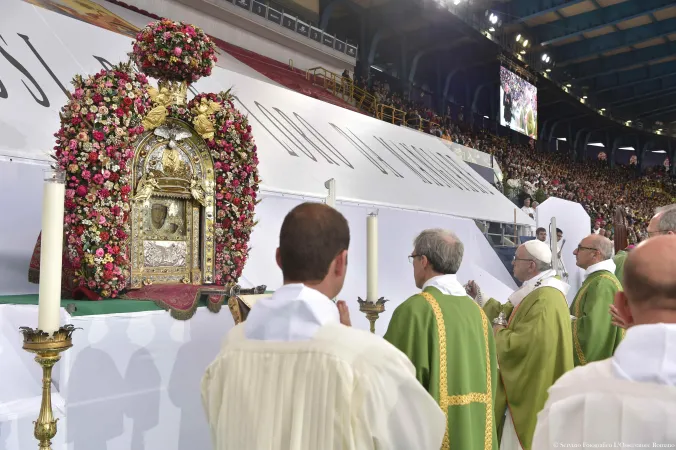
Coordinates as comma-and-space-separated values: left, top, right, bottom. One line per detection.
522, 198, 535, 220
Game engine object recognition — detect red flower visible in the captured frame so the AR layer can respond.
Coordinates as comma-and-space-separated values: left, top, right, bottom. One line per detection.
100, 231, 110, 241
76, 186, 87, 197
124, 97, 133, 106
89, 152, 99, 163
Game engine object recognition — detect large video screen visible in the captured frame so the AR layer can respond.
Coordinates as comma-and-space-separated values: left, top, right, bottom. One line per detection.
500, 66, 537, 139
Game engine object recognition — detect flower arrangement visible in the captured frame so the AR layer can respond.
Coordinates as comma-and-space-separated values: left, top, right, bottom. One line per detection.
53, 63, 152, 298
48, 19, 259, 299
168, 92, 260, 284
131, 19, 217, 83
597, 152, 607, 161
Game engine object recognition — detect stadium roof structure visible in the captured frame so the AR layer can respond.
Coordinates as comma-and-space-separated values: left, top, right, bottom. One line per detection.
493, 0, 676, 136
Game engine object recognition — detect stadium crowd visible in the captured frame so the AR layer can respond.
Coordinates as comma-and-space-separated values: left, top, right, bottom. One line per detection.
355, 75, 675, 243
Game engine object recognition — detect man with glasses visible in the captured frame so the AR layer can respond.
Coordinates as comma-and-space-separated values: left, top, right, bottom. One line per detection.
466, 240, 572, 450
610, 204, 676, 327
384, 229, 499, 450
570, 234, 622, 367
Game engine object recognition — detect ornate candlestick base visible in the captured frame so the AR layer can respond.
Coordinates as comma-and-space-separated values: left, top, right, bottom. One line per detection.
19, 325, 77, 450
358, 297, 388, 333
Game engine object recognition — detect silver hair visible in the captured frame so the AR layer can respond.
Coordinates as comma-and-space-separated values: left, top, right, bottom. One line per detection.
655, 204, 676, 232
413, 229, 464, 274
590, 235, 614, 260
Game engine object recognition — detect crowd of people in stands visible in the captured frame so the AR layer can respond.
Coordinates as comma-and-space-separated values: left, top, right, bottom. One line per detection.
352, 74, 676, 243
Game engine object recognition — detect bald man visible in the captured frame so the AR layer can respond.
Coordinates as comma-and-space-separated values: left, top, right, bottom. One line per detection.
570, 234, 623, 366
611, 204, 676, 327
533, 235, 676, 448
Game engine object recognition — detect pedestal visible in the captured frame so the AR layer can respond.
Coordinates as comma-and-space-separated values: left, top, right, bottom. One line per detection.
19, 325, 77, 450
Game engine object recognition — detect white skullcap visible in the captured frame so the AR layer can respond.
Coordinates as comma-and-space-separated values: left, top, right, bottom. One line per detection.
523, 240, 552, 264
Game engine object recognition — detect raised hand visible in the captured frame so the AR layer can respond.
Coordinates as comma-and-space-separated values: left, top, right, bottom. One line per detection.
337, 300, 352, 327
465, 280, 479, 299
609, 304, 629, 329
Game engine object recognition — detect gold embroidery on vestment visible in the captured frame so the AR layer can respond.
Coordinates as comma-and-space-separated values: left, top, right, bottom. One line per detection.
421, 292, 493, 450
572, 274, 622, 366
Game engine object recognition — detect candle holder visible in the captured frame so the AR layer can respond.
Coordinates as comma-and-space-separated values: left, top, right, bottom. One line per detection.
358, 297, 388, 333
19, 325, 78, 450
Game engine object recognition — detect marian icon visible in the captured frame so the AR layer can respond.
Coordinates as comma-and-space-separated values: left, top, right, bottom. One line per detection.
130, 114, 216, 288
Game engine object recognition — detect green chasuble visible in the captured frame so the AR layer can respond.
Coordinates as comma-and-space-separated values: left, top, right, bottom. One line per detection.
613, 251, 627, 286
384, 287, 498, 450
570, 270, 623, 366
483, 299, 514, 324
494, 287, 573, 450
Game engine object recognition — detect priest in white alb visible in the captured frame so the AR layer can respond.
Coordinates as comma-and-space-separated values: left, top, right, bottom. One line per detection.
201, 202, 446, 450
533, 235, 676, 448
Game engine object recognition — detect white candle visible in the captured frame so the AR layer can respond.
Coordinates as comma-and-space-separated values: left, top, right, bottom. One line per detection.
37, 170, 66, 335
366, 213, 378, 303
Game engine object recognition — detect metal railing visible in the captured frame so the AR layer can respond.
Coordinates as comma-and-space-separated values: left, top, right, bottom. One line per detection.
306, 67, 378, 114
376, 104, 406, 125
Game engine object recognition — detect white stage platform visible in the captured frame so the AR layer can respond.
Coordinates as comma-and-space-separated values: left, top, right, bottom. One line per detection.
0, 304, 234, 450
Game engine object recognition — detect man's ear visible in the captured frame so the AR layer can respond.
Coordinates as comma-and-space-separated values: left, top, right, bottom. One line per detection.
276, 248, 282, 270
334, 250, 348, 277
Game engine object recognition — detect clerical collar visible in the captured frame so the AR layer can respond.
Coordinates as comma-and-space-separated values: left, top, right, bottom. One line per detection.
584, 259, 616, 280
612, 323, 676, 385
244, 283, 339, 342
422, 274, 467, 297
508, 269, 569, 307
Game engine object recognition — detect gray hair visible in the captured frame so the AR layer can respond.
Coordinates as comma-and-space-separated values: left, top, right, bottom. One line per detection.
589, 235, 614, 260
413, 229, 464, 274
655, 204, 676, 232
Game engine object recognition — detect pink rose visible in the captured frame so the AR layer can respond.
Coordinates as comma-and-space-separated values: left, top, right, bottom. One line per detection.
93, 174, 104, 185
102, 170, 111, 179
93, 131, 105, 142
82, 170, 91, 180
95, 248, 104, 257
76, 186, 87, 197
173, 47, 182, 56
98, 215, 106, 225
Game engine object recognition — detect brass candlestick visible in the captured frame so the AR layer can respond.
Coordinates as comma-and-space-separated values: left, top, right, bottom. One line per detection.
358, 297, 388, 333
19, 325, 77, 450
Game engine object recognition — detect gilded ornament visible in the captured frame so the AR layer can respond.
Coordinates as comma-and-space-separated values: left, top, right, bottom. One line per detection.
191, 97, 221, 139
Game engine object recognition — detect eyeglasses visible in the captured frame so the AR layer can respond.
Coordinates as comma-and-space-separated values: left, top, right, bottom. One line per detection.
513, 257, 534, 263
408, 254, 421, 264
576, 245, 598, 252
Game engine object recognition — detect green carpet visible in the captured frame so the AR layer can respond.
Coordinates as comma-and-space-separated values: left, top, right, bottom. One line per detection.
0, 291, 274, 317
0, 295, 164, 316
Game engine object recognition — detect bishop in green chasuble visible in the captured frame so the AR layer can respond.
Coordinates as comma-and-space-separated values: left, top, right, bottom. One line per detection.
571, 235, 624, 366
384, 230, 498, 450
469, 240, 574, 450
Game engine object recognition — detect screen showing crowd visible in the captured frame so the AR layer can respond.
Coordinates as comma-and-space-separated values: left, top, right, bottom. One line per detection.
500, 66, 538, 139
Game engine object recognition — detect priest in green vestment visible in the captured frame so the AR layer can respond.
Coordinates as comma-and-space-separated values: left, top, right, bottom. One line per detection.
384, 229, 498, 450
467, 240, 573, 450
571, 234, 623, 366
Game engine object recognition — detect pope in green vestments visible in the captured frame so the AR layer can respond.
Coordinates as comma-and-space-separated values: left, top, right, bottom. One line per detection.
571, 235, 624, 366
468, 240, 573, 450
384, 230, 498, 450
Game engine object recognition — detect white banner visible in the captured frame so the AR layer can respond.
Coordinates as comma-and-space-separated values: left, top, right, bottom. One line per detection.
0, 0, 533, 225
